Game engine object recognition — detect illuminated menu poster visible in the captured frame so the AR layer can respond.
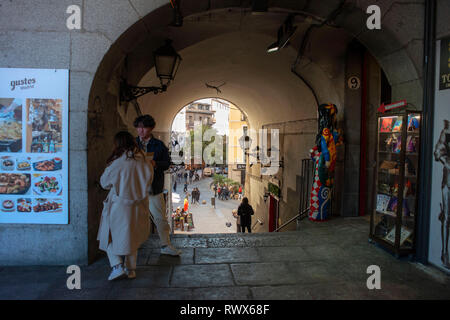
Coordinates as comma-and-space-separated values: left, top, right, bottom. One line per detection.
0, 68, 68, 224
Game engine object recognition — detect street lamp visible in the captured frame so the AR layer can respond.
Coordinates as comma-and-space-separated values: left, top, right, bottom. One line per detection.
120, 39, 182, 102
239, 135, 252, 152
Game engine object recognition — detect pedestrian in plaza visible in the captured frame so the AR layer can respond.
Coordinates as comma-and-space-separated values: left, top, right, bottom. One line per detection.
232, 209, 241, 233
184, 171, 188, 183
184, 182, 188, 193
97, 131, 152, 281
238, 185, 243, 200
191, 188, 197, 204
134, 115, 181, 256
214, 184, 217, 198
196, 187, 201, 203
237, 197, 254, 233
189, 170, 194, 184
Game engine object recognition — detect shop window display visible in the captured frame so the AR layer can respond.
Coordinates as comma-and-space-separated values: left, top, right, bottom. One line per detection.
370, 110, 421, 257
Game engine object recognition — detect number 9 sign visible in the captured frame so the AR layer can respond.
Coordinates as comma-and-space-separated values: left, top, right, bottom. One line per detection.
348, 76, 361, 90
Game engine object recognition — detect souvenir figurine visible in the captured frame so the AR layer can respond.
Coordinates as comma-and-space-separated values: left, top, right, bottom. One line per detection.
408, 115, 419, 131
392, 118, 403, 132
380, 118, 393, 132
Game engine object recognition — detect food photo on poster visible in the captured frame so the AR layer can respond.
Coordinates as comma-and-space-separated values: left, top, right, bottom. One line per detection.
17, 198, 32, 213
32, 173, 62, 196
26, 99, 63, 154
0, 98, 22, 153
0, 173, 31, 195
33, 157, 62, 171
32, 198, 62, 213
16, 157, 32, 171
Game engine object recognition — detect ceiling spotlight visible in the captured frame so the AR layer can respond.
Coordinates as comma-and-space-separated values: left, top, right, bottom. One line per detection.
267, 42, 279, 53
267, 14, 297, 53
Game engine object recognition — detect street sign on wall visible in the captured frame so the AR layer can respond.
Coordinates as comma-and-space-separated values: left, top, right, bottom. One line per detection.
439, 38, 450, 90
377, 100, 407, 113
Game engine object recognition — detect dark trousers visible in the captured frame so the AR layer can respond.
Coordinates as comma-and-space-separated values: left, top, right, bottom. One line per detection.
241, 225, 251, 233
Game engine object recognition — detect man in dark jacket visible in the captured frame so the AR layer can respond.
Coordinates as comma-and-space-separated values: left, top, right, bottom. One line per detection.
134, 115, 181, 256
237, 197, 254, 233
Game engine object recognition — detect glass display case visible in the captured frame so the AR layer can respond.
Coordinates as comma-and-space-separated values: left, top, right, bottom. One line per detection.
370, 110, 421, 257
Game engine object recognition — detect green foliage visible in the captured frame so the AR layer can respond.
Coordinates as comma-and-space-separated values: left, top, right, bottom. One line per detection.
212, 173, 225, 186
268, 182, 280, 197
188, 125, 227, 164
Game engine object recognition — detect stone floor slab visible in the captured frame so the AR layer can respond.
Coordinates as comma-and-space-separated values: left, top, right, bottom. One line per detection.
195, 247, 260, 264
256, 246, 315, 263
1, 216, 450, 300
0, 283, 53, 300
250, 285, 313, 300
285, 261, 350, 284
147, 248, 194, 266
231, 262, 296, 286
302, 244, 353, 261
125, 266, 172, 288
171, 264, 234, 288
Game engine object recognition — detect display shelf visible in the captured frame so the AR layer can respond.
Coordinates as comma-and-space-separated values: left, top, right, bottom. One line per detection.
370, 109, 421, 257
378, 171, 417, 178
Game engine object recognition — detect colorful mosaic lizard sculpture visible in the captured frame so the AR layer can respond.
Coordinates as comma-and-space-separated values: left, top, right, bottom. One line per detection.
309, 103, 342, 221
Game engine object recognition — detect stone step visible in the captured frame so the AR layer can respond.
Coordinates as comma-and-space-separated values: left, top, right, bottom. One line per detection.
141, 231, 305, 249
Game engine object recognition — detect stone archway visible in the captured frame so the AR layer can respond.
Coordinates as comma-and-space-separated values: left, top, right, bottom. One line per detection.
85, 1, 423, 262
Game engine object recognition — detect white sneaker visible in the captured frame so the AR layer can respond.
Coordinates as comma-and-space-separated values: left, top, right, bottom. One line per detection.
108, 264, 127, 281
160, 245, 182, 256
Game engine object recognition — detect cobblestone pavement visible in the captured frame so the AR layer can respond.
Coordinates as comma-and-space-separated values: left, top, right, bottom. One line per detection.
1, 217, 449, 300
171, 177, 240, 234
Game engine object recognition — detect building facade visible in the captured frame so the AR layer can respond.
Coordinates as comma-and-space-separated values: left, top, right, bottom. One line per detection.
227, 104, 248, 186
185, 102, 216, 131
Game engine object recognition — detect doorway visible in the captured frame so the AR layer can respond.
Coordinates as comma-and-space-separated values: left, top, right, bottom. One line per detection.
268, 195, 279, 232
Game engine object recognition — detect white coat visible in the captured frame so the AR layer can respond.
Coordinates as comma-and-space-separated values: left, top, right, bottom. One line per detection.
97, 152, 153, 255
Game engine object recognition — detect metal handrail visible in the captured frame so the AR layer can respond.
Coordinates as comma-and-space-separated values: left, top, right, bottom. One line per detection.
251, 219, 263, 230
273, 207, 309, 232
